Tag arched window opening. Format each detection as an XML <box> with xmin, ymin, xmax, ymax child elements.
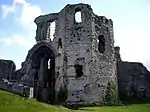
<box><xmin>98</xmin><ymin>35</ymin><xmax>105</xmax><ymax>53</ymax></box>
<box><xmin>75</xmin><ymin>11</ymin><xmax>82</xmax><ymax>23</ymax></box>
<box><xmin>74</xmin><ymin>64</ymin><xmax>83</xmax><ymax>78</ymax></box>
<box><xmin>48</xmin><ymin>59</ymin><xmax>51</xmax><ymax>69</ymax></box>
<box><xmin>58</xmin><ymin>38</ymin><xmax>62</xmax><ymax>48</ymax></box>
<box><xmin>50</xmin><ymin>21</ymin><xmax>56</xmax><ymax>41</ymax></box>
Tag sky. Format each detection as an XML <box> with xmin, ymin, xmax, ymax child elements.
<box><xmin>0</xmin><ymin>0</ymin><xmax>150</xmax><ymax>70</ymax></box>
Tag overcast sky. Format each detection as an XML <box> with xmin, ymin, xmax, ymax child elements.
<box><xmin>0</xmin><ymin>0</ymin><xmax>150</xmax><ymax>70</ymax></box>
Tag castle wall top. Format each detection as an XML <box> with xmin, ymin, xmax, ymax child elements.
<box><xmin>34</xmin><ymin>3</ymin><xmax>92</xmax><ymax>24</ymax></box>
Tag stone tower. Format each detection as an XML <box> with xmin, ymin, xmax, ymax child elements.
<box><xmin>20</xmin><ymin>3</ymin><xmax>117</xmax><ymax>104</ymax></box>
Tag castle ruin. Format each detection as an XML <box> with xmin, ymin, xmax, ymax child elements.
<box><xmin>0</xmin><ymin>3</ymin><xmax>150</xmax><ymax>104</ymax></box>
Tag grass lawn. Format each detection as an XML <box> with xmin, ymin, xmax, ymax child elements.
<box><xmin>0</xmin><ymin>90</ymin><xmax>150</xmax><ymax>112</ymax></box>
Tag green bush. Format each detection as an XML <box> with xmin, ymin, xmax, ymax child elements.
<box><xmin>57</xmin><ymin>86</ymin><xmax>68</xmax><ymax>103</ymax></box>
<box><xmin>104</xmin><ymin>81</ymin><xmax>118</xmax><ymax>105</ymax></box>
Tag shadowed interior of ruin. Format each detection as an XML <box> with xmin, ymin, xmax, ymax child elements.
<box><xmin>30</xmin><ymin>46</ymin><xmax>55</xmax><ymax>104</ymax></box>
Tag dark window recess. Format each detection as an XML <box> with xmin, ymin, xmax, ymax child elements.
<box><xmin>58</xmin><ymin>38</ymin><xmax>62</xmax><ymax>48</ymax></box>
<box><xmin>74</xmin><ymin>64</ymin><xmax>83</xmax><ymax>78</ymax></box>
<box><xmin>42</xmin><ymin>30</ymin><xmax>45</xmax><ymax>39</ymax></box>
<box><xmin>98</xmin><ymin>35</ymin><xmax>105</xmax><ymax>53</ymax></box>
<box><xmin>34</xmin><ymin>71</ymin><xmax>38</xmax><ymax>80</ymax></box>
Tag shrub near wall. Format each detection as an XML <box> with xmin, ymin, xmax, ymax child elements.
<box><xmin>57</xmin><ymin>85</ymin><xmax>68</xmax><ymax>104</ymax></box>
<box><xmin>104</xmin><ymin>81</ymin><xmax>118</xmax><ymax>105</ymax></box>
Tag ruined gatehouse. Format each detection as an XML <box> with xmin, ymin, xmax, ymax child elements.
<box><xmin>0</xmin><ymin>3</ymin><xmax>150</xmax><ymax>104</ymax></box>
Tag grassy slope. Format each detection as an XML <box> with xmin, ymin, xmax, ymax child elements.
<box><xmin>0</xmin><ymin>90</ymin><xmax>69</xmax><ymax>112</ymax></box>
<box><xmin>0</xmin><ymin>90</ymin><xmax>150</xmax><ymax>112</ymax></box>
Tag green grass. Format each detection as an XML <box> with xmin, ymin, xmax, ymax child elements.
<box><xmin>0</xmin><ymin>90</ymin><xmax>150</xmax><ymax>112</ymax></box>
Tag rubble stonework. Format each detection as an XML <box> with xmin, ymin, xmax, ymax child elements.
<box><xmin>0</xmin><ymin>3</ymin><xmax>150</xmax><ymax>104</ymax></box>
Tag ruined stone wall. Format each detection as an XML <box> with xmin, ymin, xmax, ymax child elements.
<box><xmin>22</xmin><ymin>12</ymin><xmax>65</xmax><ymax>102</ymax></box>
<box><xmin>0</xmin><ymin>60</ymin><xmax>30</xmax><ymax>97</ymax></box>
<box><xmin>52</xmin><ymin>8</ymin><xmax>68</xmax><ymax>96</ymax></box>
<box><xmin>117</xmin><ymin>61</ymin><xmax>150</xmax><ymax>100</ymax></box>
<box><xmin>17</xmin><ymin>4</ymin><xmax>118</xmax><ymax>103</ymax></box>
<box><xmin>1</xmin><ymin>3</ymin><xmax>150</xmax><ymax>104</ymax></box>
<box><xmin>34</xmin><ymin>13</ymin><xmax>58</xmax><ymax>42</ymax></box>
<box><xmin>114</xmin><ymin>47</ymin><xmax>150</xmax><ymax>100</ymax></box>
<box><xmin>34</xmin><ymin>4</ymin><xmax>98</xmax><ymax>103</ymax></box>
<box><xmin>49</xmin><ymin>4</ymin><xmax>117</xmax><ymax>103</ymax></box>
<box><xmin>35</xmin><ymin>11</ymin><xmax>67</xmax><ymax>99</ymax></box>
<box><xmin>0</xmin><ymin>78</ymin><xmax>30</xmax><ymax>97</ymax></box>
<box><xmin>114</xmin><ymin>46</ymin><xmax>121</xmax><ymax>61</ymax></box>
<box><xmin>58</xmin><ymin>4</ymin><xmax>93</xmax><ymax>103</ymax></box>
<box><xmin>84</xmin><ymin>13</ymin><xmax>117</xmax><ymax>102</ymax></box>
<box><xmin>0</xmin><ymin>59</ymin><xmax>16</xmax><ymax>80</ymax></box>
